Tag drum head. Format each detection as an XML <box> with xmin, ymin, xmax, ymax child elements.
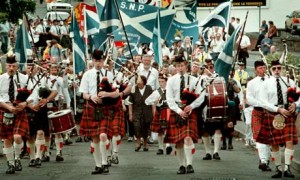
<box><xmin>48</xmin><ymin>109</ymin><xmax>71</xmax><ymax>118</ymax></box>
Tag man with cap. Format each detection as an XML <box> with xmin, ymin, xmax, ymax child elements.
<box><xmin>246</xmin><ymin>60</ymin><xmax>271</xmax><ymax>171</ymax></box>
<box><xmin>194</xmin><ymin>45</ymin><xmax>212</xmax><ymax>63</ymax></box>
<box><xmin>79</xmin><ymin>49</ymin><xmax>122</xmax><ymax>174</ymax></box>
<box><xmin>0</xmin><ymin>55</ymin><xmax>29</xmax><ymax>174</ymax></box>
<box><xmin>170</xmin><ymin>37</ymin><xmax>185</xmax><ymax>57</ymax></box>
<box><xmin>165</xmin><ymin>55</ymin><xmax>205</xmax><ymax>174</ymax></box>
<box><xmin>258</xmin><ymin>60</ymin><xmax>299</xmax><ymax>178</ymax></box>
<box><xmin>234</xmin><ymin>61</ymin><xmax>249</xmax><ymax>90</ymax></box>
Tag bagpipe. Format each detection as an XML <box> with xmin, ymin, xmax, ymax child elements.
<box><xmin>98</xmin><ymin>77</ymin><xmax>121</xmax><ymax>106</ymax></box>
<box><xmin>180</xmin><ymin>75</ymin><xmax>199</xmax><ymax>106</ymax></box>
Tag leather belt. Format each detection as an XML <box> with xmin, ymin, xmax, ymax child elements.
<box><xmin>254</xmin><ymin>107</ymin><xmax>263</xmax><ymax>111</ymax></box>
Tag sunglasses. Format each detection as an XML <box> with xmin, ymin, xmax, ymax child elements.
<box><xmin>271</xmin><ymin>66</ymin><xmax>281</xmax><ymax>71</ymax></box>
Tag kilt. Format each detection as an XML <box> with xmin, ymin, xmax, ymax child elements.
<box><xmin>80</xmin><ymin>101</ymin><xmax>112</xmax><ymax>138</ymax></box>
<box><xmin>251</xmin><ymin>109</ymin><xmax>264</xmax><ymax>140</ymax></box>
<box><xmin>109</xmin><ymin>105</ymin><xmax>125</xmax><ymax>137</ymax></box>
<box><xmin>0</xmin><ymin>108</ymin><xmax>29</xmax><ymax>139</ymax></box>
<box><xmin>150</xmin><ymin>107</ymin><xmax>169</xmax><ymax>133</ymax></box>
<box><xmin>27</xmin><ymin>106</ymin><xmax>50</xmax><ymax>137</ymax></box>
<box><xmin>164</xmin><ymin>110</ymin><xmax>198</xmax><ymax>144</ymax></box>
<box><xmin>257</xmin><ymin>111</ymin><xmax>298</xmax><ymax>146</ymax></box>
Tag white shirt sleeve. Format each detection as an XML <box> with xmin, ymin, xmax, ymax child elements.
<box><xmin>145</xmin><ymin>90</ymin><xmax>160</xmax><ymax>106</ymax></box>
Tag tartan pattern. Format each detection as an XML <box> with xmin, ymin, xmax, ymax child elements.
<box><xmin>109</xmin><ymin>105</ymin><xmax>125</xmax><ymax>138</ymax></box>
<box><xmin>0</xmin><ymin>108</ymin><xmax>29</xmax><ymax>139</ymax></box>
<box><xmin>164</xmin><ymin>110</ymin><xmax>198</xmax><ymax>144</ymax></box>
<box><xmin>257</xmin><ymin>111</ymin><xmax>298</xmax><ymax>145</ymax></box>
<box><xmin>150</xmin><ymin>108</ymin><xmax>169</xmax><ymax>133</ymax></box>
<box><xmin>251</xmin><ymin>109</ymin><xmax>263</xmax><ymax>140</ymax></box>
<box><xmin>80</xmin><ymin>101</ymin><xmax>112</xmax><ymax>138</ymax></box>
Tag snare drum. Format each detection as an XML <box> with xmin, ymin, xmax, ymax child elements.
<box><xmin>48</xmin><ymin>109</ymin><xmax>75</xmax><ymax>134</ymax></box>
<box><xmin>206</xmin><ymin>77</ymin><xmax>228</xmax><ymax>122</ymax></box>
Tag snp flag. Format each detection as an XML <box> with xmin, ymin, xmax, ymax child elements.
<box><xmin>214</xmin><ymin>25</ymin><xmax>241</xmax><ymax>82</ymax></box>
<box><xmin>199</xmin><ymin>1</ymin><xmax>231</xmax><ymax>28</ymax></box>
<box><xmin>70</xmin><ymin>13</ymin><xmax>86</xmax><ymax>74</ymax></box>
<box><xmin>15</xmin><ymin>15</ymin><xmax>32</xmax><ymax>64</ymax></box>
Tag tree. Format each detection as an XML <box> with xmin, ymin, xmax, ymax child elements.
<box><xmin>0</xmin><ymin>0</ymin><xmax>36</xmax><ymax>23</ymax></box>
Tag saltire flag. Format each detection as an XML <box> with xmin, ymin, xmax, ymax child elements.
<box><xmin>165</xmin><ymin>20</ymin><xmax>199</xmax><ymax>46</ymax></box>
<box><xmin>113</xmin><ymin>1</ymin><xmax>175</xmax><ymax>43</ymax></box>
<box><xmin>15</xmin><ymin>15</ymin><xmax>32</xmax><ymax>64</ymax></box>
<box><xmin>152</xmin><ymin>9</ymin><xmax>163</xmax><ymax>68</ymax></box>
<box><xmin>95</xmin><ymin>0</ymin><xmax>120</xmax><ymax>49</ymax></box>
<box><xmin>85</xmin><ymin>8</ymin><xmax>100</xmax><ymax>35</ymax></box>
<box><xmin>214</xmin><ymin>25</ymin><xmax>242</xmax><ymax>82</ymax></box>
<box><xmin>70</xmin><ymin>13</ymin><xmax>86</xmax><ymax>74</ymax></box>
<box><xmin>199</xmin><ymin>1</ymin><xmax>231</xmax><ymax>28</ymax></box>
<box><xmin>183</xmin><ymin>0</ymin><xmax>197</xmax><ymax>23</ymax></box>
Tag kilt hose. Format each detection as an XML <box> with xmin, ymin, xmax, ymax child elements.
<box><xmin>109</xmin><ymin>105</ymin><xmax>125</xmax><ymax>138</ymax></box>
<box><xmin>80</xmin><ymin>101</ymin><xmax>111</xmax><ymax>138</ymax></box>
<box><xmin>150</xmin><ymin>107</ymin><xmax>169</xmax><ymax>134</ymax></box>
<box><xmin>164</xmin><ymin>110</ymin><xmax>198</xmax><ymax>144</ymax></box>
<box><xmin>256</xmin><ymin>111</ymin><xmax>298</xmax><ymax>146</ymax></box>
<box><xmin>251</xmin><ymin>109</ymin><xmax>264</xmax><ymax>141</ymax></box>
<box><xmin>0</xmin><ymin>108</ymin><xmax>29</xmax><ymax>139</ymax></box>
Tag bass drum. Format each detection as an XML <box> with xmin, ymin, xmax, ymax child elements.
<box><xmin>206</xmin><ymin>77</ymin><xmax>228</xmax><ymax>122</ymax></box>
<box><xmin>48</xmin><ymin>109</ymin><xmax>75</xmax><ymax>134</ymax></box>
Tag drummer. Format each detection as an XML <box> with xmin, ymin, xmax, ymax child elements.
<box><xmin>26</xmin><ymin>60</ymin><xmax>58</xmax><ymax>167</ymax></box>
<box><xmin>79</xmin><ymin>49</ymin><xmax>122</xmax><ymax>174</ymax></box>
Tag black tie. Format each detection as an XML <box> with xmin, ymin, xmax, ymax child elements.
<box><xmin>261</xmin><ymin>77</ymin><xmax>265</xmax><ymax>81</ymax></box>
<box><xmin>9</xmin><ymin>76</ymin><xmax>14</xmax><ymax>103</ymax></box>
<box><xmin>276</xmin><ymin>78</ymin><xmax>284</xmax><ymax>105</ymax></box>
<box><xmin>180</xmin><ymin>75</ymin><xmax>185</xmax><ymax>99</ymax></box>
<box><xmin>97</xmin><ymin>71</ymin><xmax>100</xmax><ymax>93</ymax></box>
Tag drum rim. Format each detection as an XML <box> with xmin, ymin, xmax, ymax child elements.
<box><xmin>48</xmin><ymin>109</ymin><xmax>72</xmax><ymax>118</ymax></box>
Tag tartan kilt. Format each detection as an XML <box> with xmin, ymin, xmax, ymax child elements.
<box><xmin>0</xmin><ymin>108</ymin><xmax>29</xmax><ymax>139</ymax></box>
<box><xmin>109</xmin><ymin>105</ymin><xmax>125</xmax><ymax>138</ymax></box>
<box><xmin>257</xmin><ymin>111</ymin><xmax>298</xmax><ymax>146</ymax></box>
<box><xmin>150</xmin><ymin>108</ymin><xmax>169</xmax><ymax>133</ymax></box>
<box><xmin>164</xmin><ymin>110</ymin><xmax>198</xmax><ymax>144</ymax></box>
<box><xmin>251</xmin><ymin>109</ymin><xmax>263</xmax><ymax>140</ymax></box>
<box><xmin>80</xmin><ymin>101</ymin><xmax>111</xmax><ymax>138</ymax></box>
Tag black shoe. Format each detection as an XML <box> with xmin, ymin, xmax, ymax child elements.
<box><xmin>186</xmin><ymin>165</ymin><xmax>194</xmax><ymax>174</ymax></box>
<box><xmin>220</xmin><ymin>144</ymin><xmax>227</xmax><ymax>150</ymax></box>
<box><xmin>102</xmin><ymin>165</ymin><xmax>109</xmax><ymax>173</ymax></box>
<box><xmin>203</xmin><ymin>153</ymin><xmax>212</xmax><ymax>160</ymax></box>
<box><xmin>135</xmin><ymin>145</ymin><xmax>141</xmax><ymax>152</ymax></box>
<box><xmin>84</xmin><ymin>136</ymin><xmax>90</xmax><ymax>142</ymax></box>
<box><xmin>259</xmin><ymin>163</ymin><xmax>271</xmax><ymax>171</ymax></box>
<box><xmin>56</xmin><ymin>154</ymin><xmax>64</xmax><ymax>162</ymax></box>
<box><xmin>177</xmin><ymin>166</ymin><xmax>186</xmax><ymax>174</ymax></box>
<box><xmin>156</xmin><ymin>149</ymin><xmax>163</xmax><ymax>155</ymax></box>
<box><xmin>111</xmin><ymin>155</ymin><xmax>119</xmax><ymax>164</ymax></box>
<box><xmin>228</xmin><ymin>144</ymin><xmax>233</xmax><ymax>150</ymax></box>
<box><xmin>213</xmin><ymin>153</ymin><xmax>221</xmax><ymax>160</ymax></box>
<box><xmin>35</xmin><ymin>158</ymin><xmax>42</xmax><ymax>167</ymax></box>
<box><xmin>271</xmin><ymin>169</ymin><xmax>282</xmax><ymax>178</ymax></box>
<box><xmin>75</xmin><ymin>137</ymin><xmax>83</xmax><ymax>143</ymax></box>
<box><xmin>64</xmin><ymin>139</ymin><xmax>73</xmax><ymax>145</ymax></box>
<box><xmin>91</xmin><ymin>166</ymin><xmax>103</xmax><ymax>175</ymax></box>
<box><xmin>28</xmin><ymin>159</ymin><xmax>37</xmax><ymax>167</ymax></box>
<box><xmin>284</xmin><ymin>166</ymin><xmax>295</xmax><ymax>178</ymax></box>
<box><xmin>143</xmin><ymin>147</ymin><xmax>149</xmax><ymax>151</ymax></box>
<box><xmin>6</xmin><ymin>164</ymin><xmax>15</xmax><ymax>174</ymax></box>
<box><xmin>166</xmin><ymin>146</ymin><xmax>172</xmax><ymax>155</ymax></box>
<box><xmin>41</xmin><ymin>155</ymin><xmax>50</xmax><ymax>162</ymax></box>
<box><xmin>15</xmin><ymin>159</ymin><xmax>22</xmax><ymax>171</ymax></box>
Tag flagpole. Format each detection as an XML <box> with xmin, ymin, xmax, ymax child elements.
<box><xmin>231</xmin><ymin>11</ymin><xmax>249</xmax><ymax>76</ymax></box>
<box><xmin>83</xmin><ymin>5</ymin><xmax>89</xmax><ymax>60</ymax></box>
<box><xmin>112</xmin><ymin>0</ymin><xmax>134</xmax><ymax>60</ymax></box>
<box><xmin>71</xmin><ymin>11</ymin><xmax>77</xmax><ymax>116</ymax></box>
<box><xmin>226</xmin><ymin>0</ymin><xmax>233</xmax><ymax>38</ymax></box>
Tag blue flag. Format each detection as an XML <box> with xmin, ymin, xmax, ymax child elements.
<box><xmin>166</xmin><ymin>20</ymin><xmax>199</xmax><ymax>46</ymax></box>
<box><xmin>85</xmin><ymin>8</ymin><xmax>100</xmax><ymax>35</ymax></box>
<box><xmin>15</xmin><ymin>15</ymin><xmax>32</xmax><ymax>64</ymax></box>
<box><xmin>70</xmin><ymin>13</ymin><xmax>86</xmax><ymax>74</ymax></box>
<box><xmin>214</xmin><ymin>26</ymin><xmax>241</xmax><ymax>82</ymax></box>
<box><xmin>183</xmin><ymin>1</ymin><xmax>197</xmax><ymax>23</ymax></box>
<box><xmin>199</xmin><ymin>1</ymin><xmax>231</xmax><ymax>28</ymax></box>
<box><xmin>152</xmin><ymin>9</ymin><xmax>162</xmax><ymax>68</ymax></box>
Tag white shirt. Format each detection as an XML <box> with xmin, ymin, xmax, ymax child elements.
<box><xmin>145</xmin><ymin>88</ymin><xmax>166</xmax><ymax>107</ymax></box>
<box><xmin>210</xmin><ymin>39</ymin><xmax>225</xmax><ymax>53</ymax></box>
<box><xmin>35</xmin><ymin>24</ymin><xmax>46</xmax><ymax>34</ymax></box>
<box><xmin>50</xmin><ymin>25</ymin><xmax>60</xmax><ymax>35</ymax></box>
<box><xmin>0</xmin><ymin>72</ymin><xmax>28</xmax><ymax>103</ymax></box>
<box><xmin>246</xmin><ymin>76</ymin><xmax>267</xmax><ymax>107</ymax></box>
<box><xmin>162</xmin><ymin>46</ymin><xmax>171</xmax><ymax>58</ymax></box>
<box><xmin>137</xmin><ymin>65</ymin><xmax>159</xmax><ymax>90</ymax></box>
<box><xmin>79</xmin><ymin>68</ymin><xmax>114</xmax><ymax>97</ymax></box>
<box><xmin>238</xmin><ymin>35</ymin><xmax>251</xmax><ymax>49</ymax></box>
<box><xmin>60</xmin><ymin>25</ymin><xmax>69</xmax><ymax>35</ymax></box>
<box><xmin>166</xmin><ymin>73</ymin><xmax>205</xmax><ymax>114</ymax></box>
<box><xmin>259</xmin><ymin>76</ymin><xmax>300</xmax><ymax>112</ymax></box>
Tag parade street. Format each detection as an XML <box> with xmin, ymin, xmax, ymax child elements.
<box><xmin>0</xmin><ymin>134</ymin><xmax>298</xmax><ymax>180</ymax></box>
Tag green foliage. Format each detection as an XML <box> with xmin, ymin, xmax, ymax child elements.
<box><xmin>0</xmin><ymin>0</ymin><xmax>36</xmax><ymax>23</ymax></box>
<box><xmin>266</xmin><ymin>53</ymin><xmax>300</xmax><ymax>67</ymax></box>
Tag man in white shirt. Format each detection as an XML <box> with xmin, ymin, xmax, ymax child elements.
<box><xmin>259</xmin><ymin>60</ymin><xmax>299</xmax><ymax>178</ymax></box>
<box><xmin>236</xmin><ymin>32</ymin><xmax>251</xmax><ymax>67</ymax></box>
<box><xmin>246</xmin><ymin>60</ymin><xmax>271</xmax><ymax>171</ymax></box>
<box><xmin>209</xmin><ymin>33</ymin><xmax>224</xmax><ymax>61</ymax></box>
<box><xmin>0</xmin><ymin>56</ymin><xmax>29</xmax><ymax>174</ymax></box>
<box><xmin>165</xmin><ymin>55</ymin><xmax>205</xmax><ymax>174</ymax></box>
<box><xmin>137</xmin><ymin>54</ymin><xmax>159</xmax><ymax>91</ymax></box>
